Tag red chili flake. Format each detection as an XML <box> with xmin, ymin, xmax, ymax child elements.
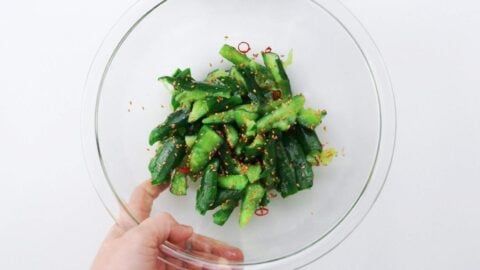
<box><xmin>252</xmin><ymin>53</ymin><xmax>259</xmax><ymax>58</ymax></box>
<box><xmin>264</xmin><ymin>46</ymin><xmax>272</xmax><ymax>53</ymax></box>
<box><xmin>237</xmin><ymin>41</ymin><xmax>251</xmax><ymax>54</ymax></box>
<box><xmin>271</xmin><ymin>90</ymin><xmax>282</xmax><ymax>100</ymax></box>
<box><xmin>255</xmin><ymin>207</ymin><xmax>269</xmax><ymax>216</ymax></box>
<box><xmin>177</xmin><ymin>167</ymin><xmax>190</xmax><ymax>174</ymax></box>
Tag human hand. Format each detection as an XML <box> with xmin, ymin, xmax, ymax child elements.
<box><xmin>91</xmin><ymin>180</ymin><xmax>244</xmax><ymax>270</ymax></box>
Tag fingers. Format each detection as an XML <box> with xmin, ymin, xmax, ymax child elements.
<box><xmin>115</xmin><ymin>179</ymin><xmax>244</xmax><ymax>269</ymax></box>
<box><xmin>128</xmin><ymin>180</ymin><xmax>193</xmax><ymax>245</ymax></box>
<box><xmin>164</xmin><ymin>256</ymin><xmax>185</xmax><ymax>270</ymax></box>
<box><xmin>103</xmin><ymin>224</ymin><xmax>126</xmax><ymax>242</ymax></box>
<box><xmin>188</xmin><ymin>234</ymin><xmax>244</xmax><ymax>263</ymax></box>
<box><xmin>181</xmin><ymin>250</ymin><xmax>233</xmax><ymax>270</ymax></box>
<box><xmin>128</xmin><ymin>180</ymin><xmax>169</xmax><ymax>222</ymax></box>
<box><xmin>168</xmin><ymin>224</ymin><xmax>194</xmax><ymax>244</ymax></box>
<box><xmin>118</xmin><ymin>180</ymin><xmax>168</xmax><ymax>229</ymax></box>
<box><xmin>126</xmin><ymin>213</ymin><xmax>194</xmax><ymax>248</ymax></box>
<box><xmin>126</xmin><ymin>212</ymin><xmax>177</xmax><ymax>248</ymax></box>
<box><xmin>157</xmin><ymin>251</ymin><xmax>184</xmax><ymax>270</ymax></box>
<box><xmin>114</xmin><ymin>180</ymin><xmax>167</xmax><ymax>236</ymax></box>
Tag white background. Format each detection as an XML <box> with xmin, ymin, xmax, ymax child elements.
<box><xmin>1</xmin><ymin>0</ymin><xmax>479</xmax><ymax>269</ymax></box>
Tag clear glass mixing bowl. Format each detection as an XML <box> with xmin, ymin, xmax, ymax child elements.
<box><xmin>82</xmin><ymin>0</ymin><xmax>396</xmax><ymax>268</ymax></box>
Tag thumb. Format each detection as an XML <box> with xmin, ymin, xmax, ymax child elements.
<box><xmin>125</xmin><ymin>213</ymin><xmax>193</xmax><ymax>248</ymax></box>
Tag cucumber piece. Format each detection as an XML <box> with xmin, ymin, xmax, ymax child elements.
<box><xmin>246</xmin><ymin>164</ymin><xmax>262</xmax><ymax>183</ymax></box>
<box><xmin>150</xmin><ymin>136</ymin><xmax>186</xmax><ymax>185</ymax></box>
<box><xmin>239</xmin><ymin>184</ymin><xmax>266</xmax><ymax>227</ymax></box>
<box><xmin>282</xmin><ymin>134</ymin><xmax>314</xmax><ymax>190</ymax></box>
<box><xmin>218</xmin><ymin>175</ymin><xmax>249</xmax><ymax>190</ymax></box>
<box><xmin>170</xmin><ymin>171</ymin><xmax>188</xmax><ymax>196</ymax></box>
<box><xmin>189</xmin><ymin>126</ymin><xmax>224</xmax><ymax>173</ymax></box>
<box><xmin>196</xmin><ymin>160</ymin><xmax>219</xmax><ymax>215</ymax></box>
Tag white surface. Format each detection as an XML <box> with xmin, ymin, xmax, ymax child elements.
<box><xmin>0</xmin><ymin>0</ymin><xmax>479</xmax><ymax>269</ymax></box>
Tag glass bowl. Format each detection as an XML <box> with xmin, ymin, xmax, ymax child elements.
<box><xmin>82</xmin><ymin>0</ymin><xmax>396</xmax><ymax>268</ymax></box>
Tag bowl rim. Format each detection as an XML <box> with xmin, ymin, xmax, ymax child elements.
<box><xmin>81</xmin><ymin>0</ymin><xmax>397</xmax><ymax>268</ymax></box>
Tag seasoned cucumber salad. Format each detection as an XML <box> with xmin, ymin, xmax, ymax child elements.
<box><xmin>148</xmin><ymin>44</ymin><xmax>336</xmax><ymax>227</ymax></box>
